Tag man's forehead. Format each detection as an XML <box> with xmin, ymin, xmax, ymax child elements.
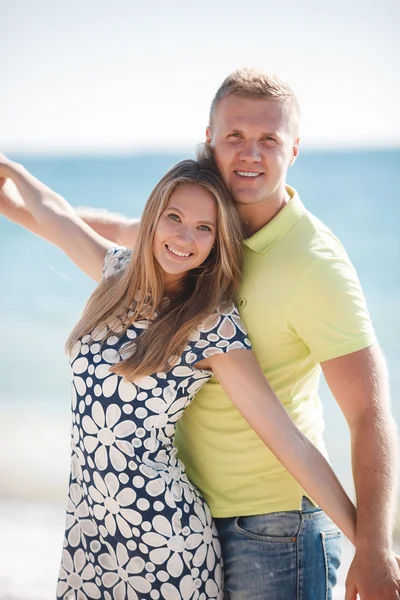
<box><xmin>214</xmin><ymin>96</ymin><xmax>286</xmax><ymax>130</ymax></box>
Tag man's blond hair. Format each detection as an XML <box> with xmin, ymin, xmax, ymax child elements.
<box><xmin>209</xmin><ymin>68</ymin><xmax>300</xmax><ymax>136</ymax></box>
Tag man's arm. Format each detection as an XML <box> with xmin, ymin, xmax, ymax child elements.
<box><xmin>69</xmin><ymin>207</ymin><xmax>140</xmax><ymax>248</ymax></box>
<box><xmin>322</xmin><ymin>345</ymin><xmax>400</xmax><ymax>600</ymax></box>
<box><xmin>289</xmin><ymin>254</ymin><xmax>399</xmax><ymax>598</ymax></box>
<box><xmin>0</xmin><ymin>177</ymin><xmax>140</xmax><ymax>248</ymax></box>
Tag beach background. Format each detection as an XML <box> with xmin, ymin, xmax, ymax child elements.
<box><xmin>1</xmin><ymin>0</ymin><xmax>399</xmax><ymax>598</ymax></box>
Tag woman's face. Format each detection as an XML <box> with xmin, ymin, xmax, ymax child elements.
<box><xmin>153</xmin><ymin>183</ymin><xmax>217</xmax><ymax>292</ymax></box>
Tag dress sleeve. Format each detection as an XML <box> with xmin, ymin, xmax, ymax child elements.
<box><xmin>185</xmin><ymin>303</ymin><xmax>252</xmax><ymax>364</ymax></box>
<box><xmin>102</xmin><ymin>247</ymin><xmax>133</xmax><ymax>280</ymax></box>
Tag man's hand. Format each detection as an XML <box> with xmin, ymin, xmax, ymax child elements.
<box><xmin>345</xmin><ymin>548</ymin><xmax>400</xmax><ymax>599</ymax></box>
<box><xmin>323</xmin><ymin>346</ymin><xmax>399</xmax><ymax>598</ymax></box>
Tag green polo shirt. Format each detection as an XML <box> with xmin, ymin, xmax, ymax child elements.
<box><xmin>175</xmin><ymin>186</ymin><xmax>377</xmax><ymax>517</ymax></box>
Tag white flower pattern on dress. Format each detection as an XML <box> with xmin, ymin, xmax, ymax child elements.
<box><xmin>89</xmin><ymin>471</ymin><xmax>142</xmax><ymax>538</ymax></box>
<box><xmin>65</xmin><ymin>482</ymin><xmax>98</xmax><ymax>548</ymax></box>
<box><xmin>57</xmin><ymin>547</ymin><xmax>100</xmax><ymax>599</ymax></box>
<box><xmin>58</xmin><ymin>247</ymin><xmax>251</xmax><ymax>600</ymax></box>
<box><xmin>186</xmin><ymin>502</ymin><xmax>222</xmax><ymax>576</ymax></box>
<box><xmin>81</xmin><ymin>401</ymin><xmax>136</xmax><ymax>471</ymax></box>
<box><xmin>143</xmin><ymin>512</ymin><xmax>187</xmax><ymax>578</ymax></box>
<box><xmin>99</xmin><ymin>541</ymin><xmax>151</xmax><ymax>600</ymax></box>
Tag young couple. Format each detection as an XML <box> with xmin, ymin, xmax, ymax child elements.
<box><xmin>1</xmin><ymin>68</ymin><xmax>399</xmax><ymax>600</ymax></box>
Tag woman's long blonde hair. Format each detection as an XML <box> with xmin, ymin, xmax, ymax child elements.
<box><xmin>66</xmin><ymin>156</ymin><xmax>243</xmax><ymax>379</ymax></box>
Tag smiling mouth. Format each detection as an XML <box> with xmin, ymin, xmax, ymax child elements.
<box><xmin>165</xmin><ymin>244</ymin><xmax>194</xmax><ymax>259</ymax></box>
<box><xmin>235</xmin><ymin>170</ymin><xmax>263</xmax><ymax>178</ymax></box>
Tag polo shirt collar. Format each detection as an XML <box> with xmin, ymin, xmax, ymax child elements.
<box><xmin>243</xmin><ymin>185</ymin><xmax>305</xmax><ymax>254</ymax></box>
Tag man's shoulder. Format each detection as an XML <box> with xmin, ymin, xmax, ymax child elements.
<box><xmin>291</xmin><ymin>208</ymin><xmax>349</xmax><ymax>264</ymax></box>
<box><xmin>283</xmin><ymin>186</ymin><xmax>346</xmax><ymax>260</ymax></box>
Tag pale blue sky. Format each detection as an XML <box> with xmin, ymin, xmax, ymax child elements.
<box><xmin>1</xmin><ymin>0</ymin><xmax>399</xmax><ymax>152</ymax></box>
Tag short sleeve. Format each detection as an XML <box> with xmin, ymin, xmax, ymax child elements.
<box><xmin>102</xmin><ymin>247</ymin><xmax>132</xmax><ymax>280</ymax></box>
<box><xmin>185</xmin><ymin>303</ymin><xmax>252</xmax><ymax>363</ymax></box>
<box><xmin>288</xmin><ymin>256</ymin><xmax>377</xmax><ymax>363</ymax></box>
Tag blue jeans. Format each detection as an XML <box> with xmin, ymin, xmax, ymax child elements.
<box><xmin>215</xmin><ymin>497</ymin><xmax>343</xmax><ymax>600</ymax></box>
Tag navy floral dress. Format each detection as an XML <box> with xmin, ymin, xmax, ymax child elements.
<box><xmin>57</xmin><ymin>248</ymin><xmax>251</xmax><ymax>600</ymax></box>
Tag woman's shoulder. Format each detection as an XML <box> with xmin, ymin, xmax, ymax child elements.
<box><xmin>102</xmin><ymin>246</ymin><xmax>133</xmax><ymax>280</ymax></box>
<box><xmin>185</xmin><ymin>302</ymin><xmax>251</xmax><ymax>363</ymax></box>
<box><xmin>196</xmin><ymin>302</ymin><xmax>249</xmax><ymax>339</ymax></box>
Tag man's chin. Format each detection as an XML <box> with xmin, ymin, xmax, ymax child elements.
<box><xmin>232</xmin><ymin>192</ymin><xmax>262</xmax><ymax>205</ymax></box>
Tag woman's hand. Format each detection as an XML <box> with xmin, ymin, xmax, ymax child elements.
<box><xmin>0</xmin><ymin>176</ymin><xmax>44</xmax><ymax>235</ymax></box>
<box><xmin>0</xmin><ymin>155</ymin><xmax>33</xmax><ymax>222</ymax></box>
<box><xmin>0</xmin><ymin>153</ymin><xmax>18</xmax><ymax>178</ymax></box>
<box><xmin>0</xmin><ymin>155</ymin><xmax>113</xmax><ymax>281</ymax></box>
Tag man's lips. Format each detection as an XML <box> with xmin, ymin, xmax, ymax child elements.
<box><xmin>234</xmin><ymin>170</ymin><xmax>264</xmax><ymax>178</ymax></box>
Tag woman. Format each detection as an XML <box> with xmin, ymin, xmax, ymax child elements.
<box><xmin>0</xmin><ymin>153</ymin><xmax>357</xmax><ymax>600</ymax></box>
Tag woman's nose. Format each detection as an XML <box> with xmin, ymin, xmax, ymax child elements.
<box><xmin>175</xmin><ymin>225</ymin><xmax>194</xmax><ymax>244</ymax></box>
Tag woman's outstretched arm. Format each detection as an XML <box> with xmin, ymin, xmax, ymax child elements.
<box><xmin>0</xmin><ymin>178</ymin><xmax>42</xmax><ymax>235</ymax></box>
<box><xmin>0</xmin><ymin>155</ymin><xmax>113</xmax><ymax>281</ymax></box>
<box><xmin>0</xmin><ymin>174</ymin><xmax>140</xmax><ymax>248</ymax></box>
<box><xmin>205</xmin><ymin>347</ymin><xmax>357</xmax><ymax>543</ymax></box>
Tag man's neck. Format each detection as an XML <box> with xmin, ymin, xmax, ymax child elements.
<box><xmin>237</xmin><ymin>189</ymin><xmax>291</xmax><ymax>237</ymax></box>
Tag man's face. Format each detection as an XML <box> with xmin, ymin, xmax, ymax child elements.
<box><xmin>206</xmin><ymin>96</ymin><xmax>299</xmax><ymax>206</ymax></box>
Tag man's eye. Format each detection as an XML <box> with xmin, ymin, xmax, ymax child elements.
<box><xmin>228</xmin><ymin>133</ymin><xmax>241</xmax><ymax>139</ymax></box>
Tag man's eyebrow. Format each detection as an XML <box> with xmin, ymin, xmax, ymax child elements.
<box><xmin>226</xmin><ymin>127</ymin><xmax>281</xmax><ymax>138</ymax></box>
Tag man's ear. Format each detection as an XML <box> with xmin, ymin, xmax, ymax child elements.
<box><xmin>289</xmin><ymin>137</ymin><xmax>300</xmax><ymax>166</ymax></box>
<box><xmin>205</xmin><ymin>126</ymin><xmax>212</xmax><ymax>145</ymax></box>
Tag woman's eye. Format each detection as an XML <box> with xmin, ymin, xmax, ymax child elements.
<box><xmin>168</xmin><ymin>213</ymin><xmax>180</xmax><ymax>222</ymax></box>
<box><xmin>198</xmin><ymin>225</ymin><xmax>211</xmax><ymax>232</ymax></box>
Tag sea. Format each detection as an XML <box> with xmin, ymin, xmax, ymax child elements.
<box><xmin>0</xmin><ymin>149</ymin><xmax>399</xmax><ymax>598</ymax></box>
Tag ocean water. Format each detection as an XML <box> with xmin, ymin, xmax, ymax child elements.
<box><xmin>0</xmin><ymin>150</ymin><xmax>399</xmax><ymax>597</ymax></box>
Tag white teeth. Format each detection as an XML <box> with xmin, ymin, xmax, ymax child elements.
<box><xmin>236</xmin><ymin>171</ymin><xmax>261</xmax><ymax>177</ymax></box>
<box><xmin>167</xmin><ymin>245</ymin><xmax>191</xmax><ymax>258</ymax></box>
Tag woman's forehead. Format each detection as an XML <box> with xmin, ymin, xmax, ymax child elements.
<box><xmin>167</xmin><ymin>184</ymin><xmax>217</xmax><ymax>222</ymax></box>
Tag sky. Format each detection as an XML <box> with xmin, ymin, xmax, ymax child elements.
<box><xmin>1</xmin><ymin>0</ymin><xmax>399</xmax><ymax>153</ymax></box>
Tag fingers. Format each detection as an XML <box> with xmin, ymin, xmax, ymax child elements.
<box><xmin>345</xmin><ymin>580</ymin><xmax>357</xmax><ymax>600</ymax></box>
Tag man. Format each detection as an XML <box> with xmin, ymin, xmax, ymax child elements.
<box><xmin>1</xmin><ymin>68</ymin><xmax>399</xmax><ymax>599</ymax></box>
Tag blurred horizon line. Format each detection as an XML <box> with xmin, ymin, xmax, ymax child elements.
<box><xmin>5</xmin><ymin>144</ymin><xmax>400</xmax><ymax>159</ymax></box>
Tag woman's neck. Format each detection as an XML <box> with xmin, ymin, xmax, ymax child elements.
<box><xmin>163</xmin><ymin>273</ymin><xmax>185</xmax><ymax>297</ymax></box>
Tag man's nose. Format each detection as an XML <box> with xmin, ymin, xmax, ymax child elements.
<box><xmin>238</xmin><ymin>140</ymin><xmax>262</xmax><ymax>162</ymax></box>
